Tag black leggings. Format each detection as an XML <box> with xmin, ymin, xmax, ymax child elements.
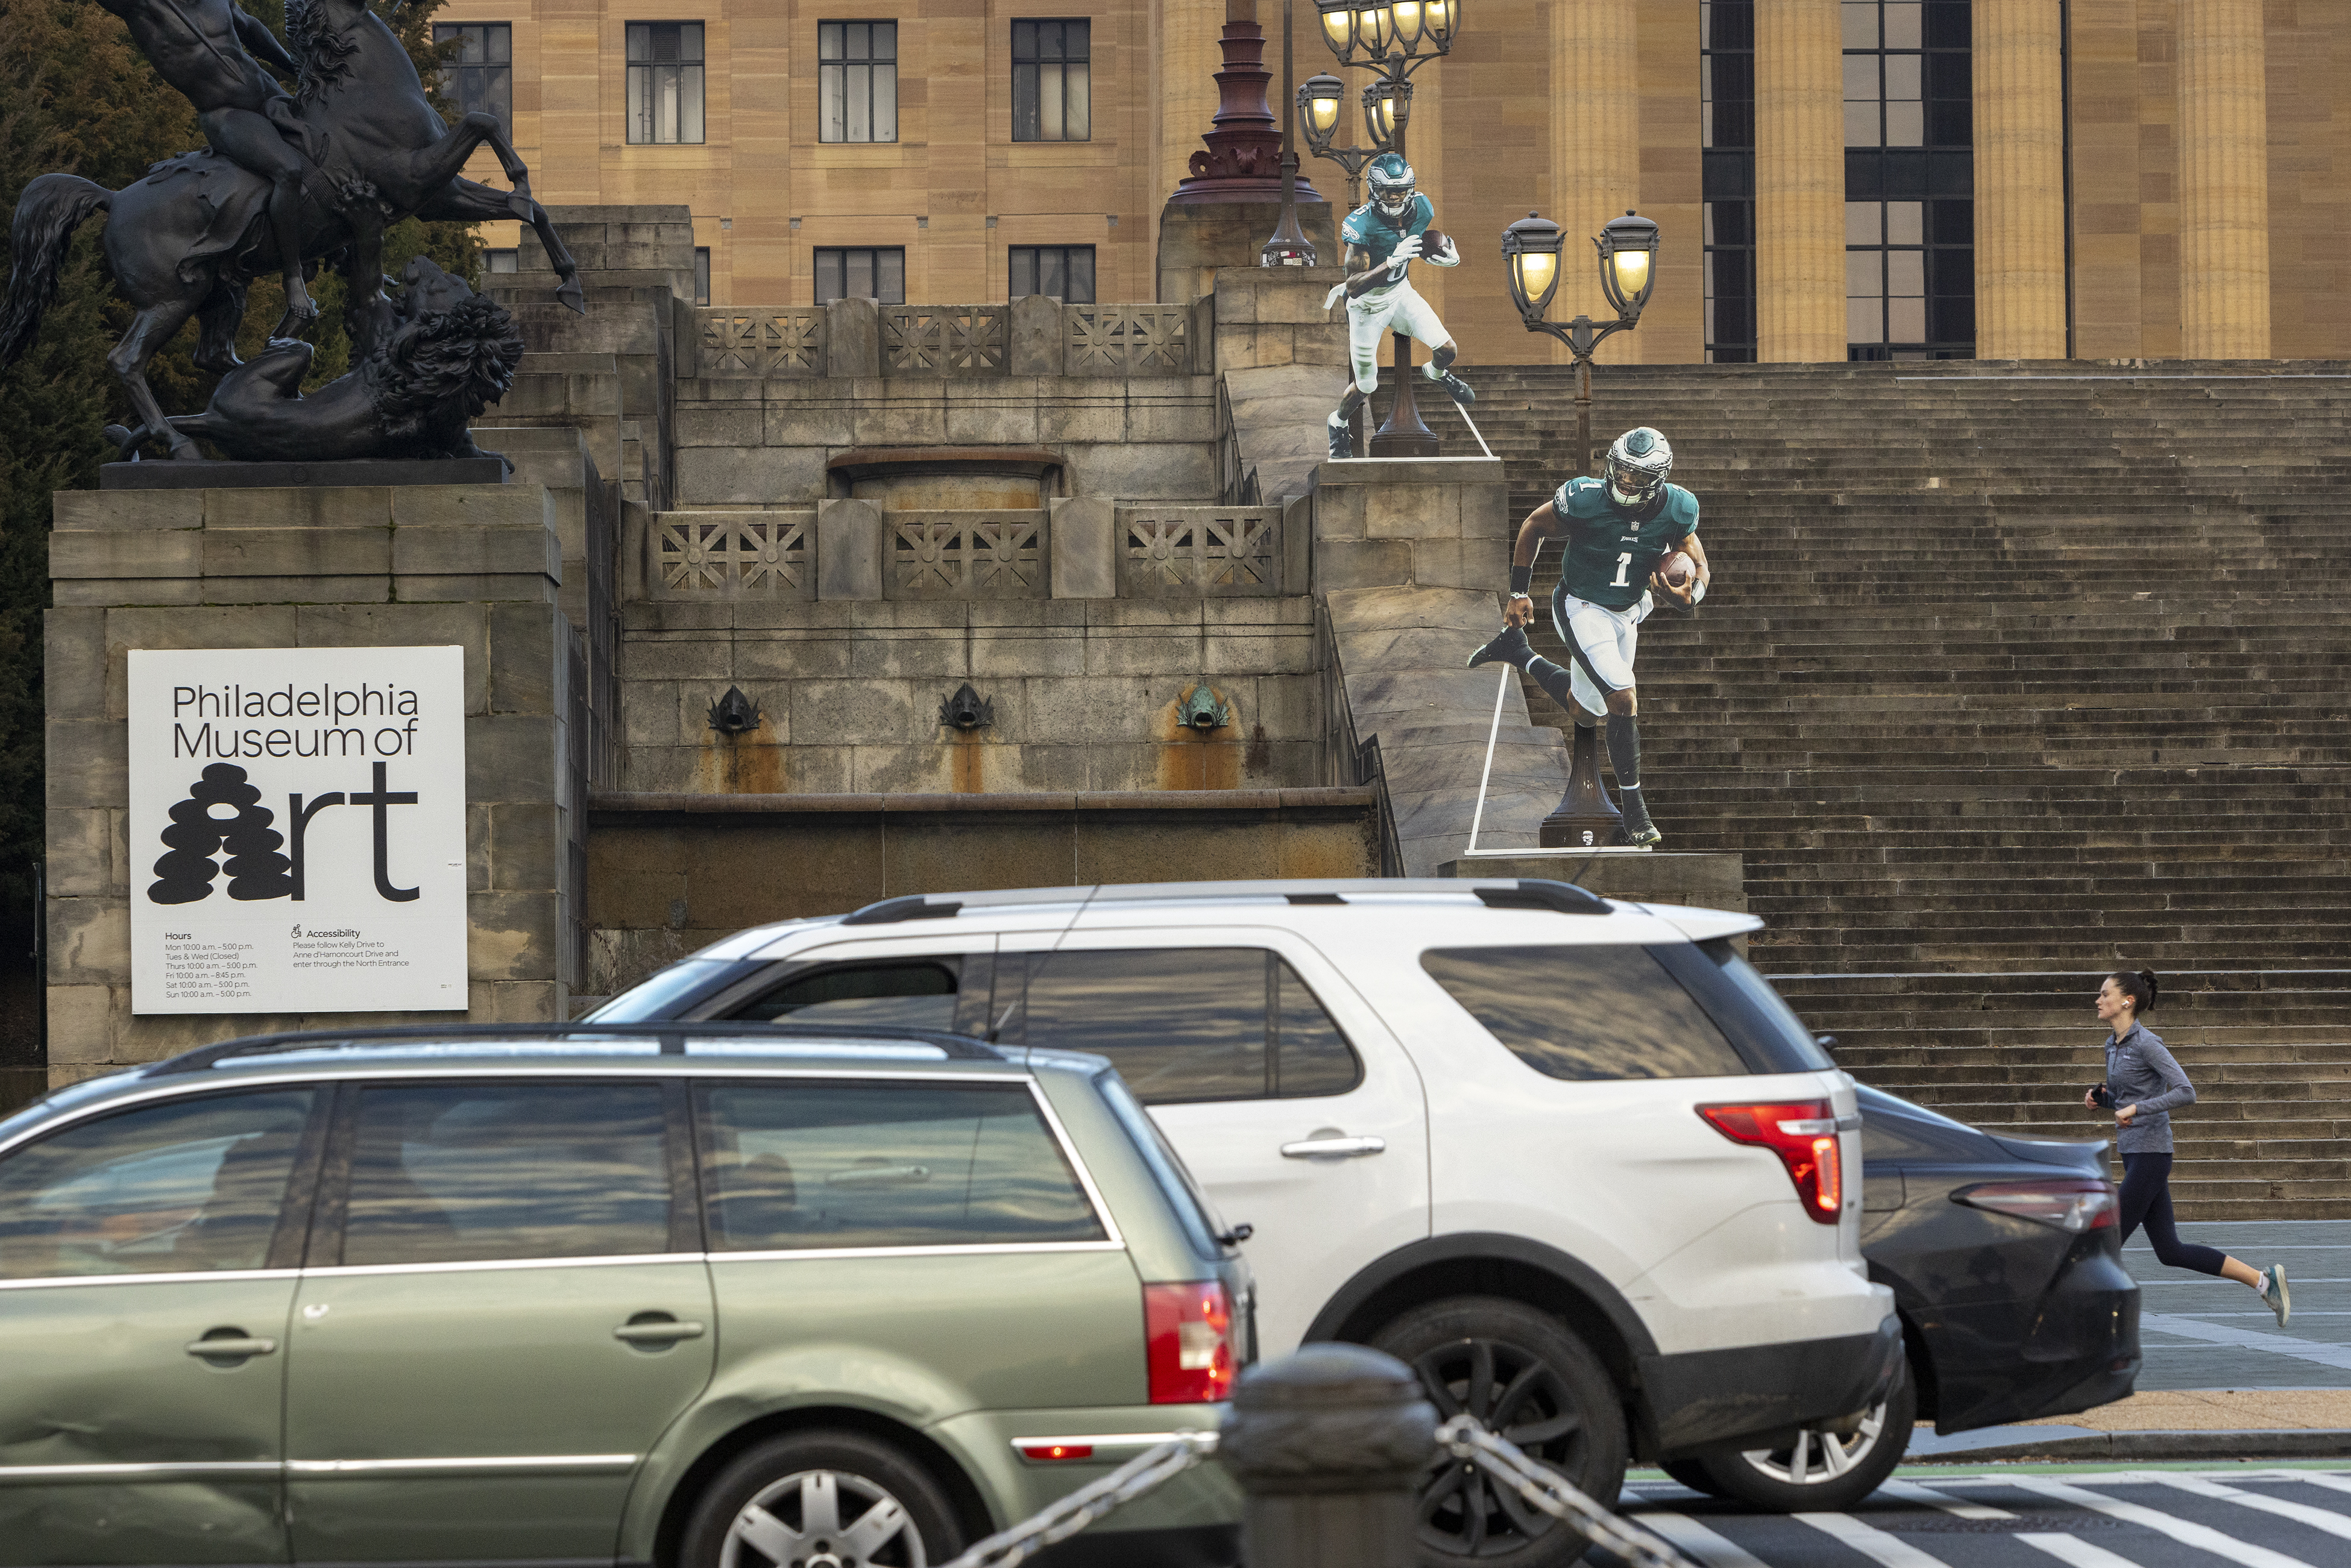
<box><xmin>2119</xmin><ymin>1153</ymin><xmax>2226</xmax><ymax>1276</ymax></box>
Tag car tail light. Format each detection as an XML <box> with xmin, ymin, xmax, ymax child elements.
<box><xmin>1698</xmin><ymin>1099</ymin><xmax>1844</xmax><ymax>1223</ymax></box>
<box><xmin>1956</xmin><ymin>1177</ymin><xmax>2117</xmax><ymax>1233</ymax></box>
<box><xmin>1144</xmin><ymin>1281</ymin><xmax>1235</xmax><ymax>1404</ymax></box>
<box><xmin>1016</xmin><ymin>1441</ymin><xmax>1095</xmax><ymax>1462</ymax></box>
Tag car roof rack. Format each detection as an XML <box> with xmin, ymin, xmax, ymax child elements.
<box><xmin>831</xmin><ymin>877</ymin><xmax>1616</xmax><ymax>925</ymax></box>
<box><xmin>142</xmin><ymin>1020</ymin><xmax>1004</xmax><ymax>1077</ymax></box>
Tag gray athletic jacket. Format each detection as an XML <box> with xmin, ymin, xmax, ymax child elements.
<box><xmin>2103</xmin><ymin>1022</ymin><xmax>2195</xmax><ymax>1154</ymax></box>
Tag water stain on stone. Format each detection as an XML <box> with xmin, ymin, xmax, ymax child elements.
<box><xmin>693</xmin><ymin>718</ymin><xmax>785</xmax><ymax>795</ymax></box>
<box><xmin>1156</xmin><ymin>684</ymin><xmax>1242</xmax><ymax>790</ymax></box>
<box><xmin>949</xmin><ymin>734</ymin><xmax>986</xmax><ymax>793</ymax></box>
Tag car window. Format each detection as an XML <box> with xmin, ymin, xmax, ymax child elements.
<box><xmin>1095</xmin><ymin>1071</ymin><xmax>1229</xmax><ymax>1262</ymax></box>
<box><xmin>697</xmin><ymin>1080</ymin><xmax>1106</xmax><ymax>1251</ymax></box>
<box><xmin>337</xmin><ymin>1082</ymin><xmax>672</xmax><ymax>1267</ymax></box>
<box><xmin>727</xmin><ymin>958</ymin><xmax>962</xmax><ymax>1029</ymax></box>
<box><xmin>1015</xmin><ymin>948</ymin><xmax>1363</xmax><ymax>1104</ymax></box>
<box><xmin>584</xmin><ymin>957</ymin><xmax>763</xmax><ymax>1021</ymax></box>
<box><xmin>0</xmin><ymin>1091</ymin><xmax>316</xmax><ymax>1280</ymax></box>
<box><xmin>1421</xmin><ymin>945</ymin><xmax>1749</xmax><ymax>1081</ymax></box>
<box><xmin>1653</xmin><ymin>940</ymin><xmax>1836</xmax><ymax>1073</ymax></box>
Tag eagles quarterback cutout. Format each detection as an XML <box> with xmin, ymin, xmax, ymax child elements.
<box><xmin>1467</xmin><ymin>427</ymin><xmax>1710</xmax><ymax>848</ymax></box>
<box><xmin>1322</xmin><ymin>152</ymin><xmax>1474</xmax><ymax>459</ymax></box>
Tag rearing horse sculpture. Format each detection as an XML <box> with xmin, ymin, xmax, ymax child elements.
<box><xmin>0</xmin><ymin>0</ymin><xmax>583</xmax><ymax>461</ymax></box>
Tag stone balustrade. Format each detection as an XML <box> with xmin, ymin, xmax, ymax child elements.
<box><xmin>688</xmin><ymin>295</ymin><xmax>1204</xmax><ymax>380</ymax></box>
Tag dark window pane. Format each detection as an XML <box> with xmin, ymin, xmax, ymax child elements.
<box><xmin>694</xmin><ymin>245</ymin><xmax>710</xmax><ymax>307</ymax></box>
<box><xmin>1930</xmin><ymin>151</ymin><xmax>1974</xmax><ymax>195</ymax></box>
<box><xmin>1928</xmin><ymin>99</ymin><xmax>1971</xmax><ymax>146</ymax></box>
<box><xmin>1013</xmin><ymin>19</ymin><xmax>1036</xmax><ymax>56</ymax></box>
<box><xmin>1924</xmin><ymin>1</ymin><xmax>1971</xmax><ymax>48</ymax></box>
<box><xmin>816</xmin><ymin>249</ymin><xmax>843</xmax><ymax>303</ymax></box>
<box><xmin>679</xmin><ymin>22</ymin><xmax>702</xmax><ymax>61</ymax></box>
<box><xmin>820</xmin><ymin>21</ymin><xmax>842</xmax><ymax>60</ymax></box>
<box><xmin>1704</xmin><ymin>150</ymin><xmax>1755</xmax><ymax>201</ymax></box>
<box><xmin>628</xmin><ymin>22</ymin><xmax>649</xmax><ymax>62</ymax></box>
<box><xmin>699</xmin><ymin>1082</ymin><xmax>1106</xmax><ymax>1250</ymax></box>
<box><xmin>488</xmin><ymin>24</ymin><xmax>509</xmax><ymax>63</ymax></box>
<box><xmin>341</xmin><ymin>1083</ymin><xmax>670</xmax><ymax>1266</ymax></box>
<box><xmin>731</xmin><ymin>959</ymin><xmax>960</xmax><ymax>1028</ymax></box>
<box><xmin>1014</xmin><ymin>63</ymin><xmax>1040</xmax><ymax>139</ymax></box>
<box><xmin>1275</xmin><ymin>961</ymin><xmax>1361</xmax><ymax>1097</ymax></box>
<box><xmin>1884</xmin><ymin>150</ymin><xmax>1931</xmax><ymax>195</ymax></box>
<box><xmin>874</xmin><ymin>21</ymin><xmax>896</xmax><ymax>58</ymax></box>
<box><xmin>1846</xmin><ymin>148</ymin><xmax>1882</xmax><ymax>199</ymax></box>
<box><xmin>877</xmin><ymin>247</ymin><xmax>904</xmax><ymax>303</ymax></box>
<box><xmin>1011</xmin><ymin>247</ymin><xmax>1038</xmax><ymax>297</ymax></box>
<box><xmin>1066</xmin><ymin>245</ymin><xmax>1095</xmax><ymax>303</ymax></box>
<box><xmin>1040</xmin><ymin>247</ymin><xmax>1065</xmax><ymax>300</ymax></box>
<box><xmin>0</xmin><ymin>1092</ymin><xmax>315</xmax><ymax>1279</ymax></box>
<box><xmin>1933</xmin><ymin>290</ymin><xmax>1975</xmax><ymax>342</ymax></box>
<box><xmin>1020</xmin><ymin>948</ymin><xmax>1270</xmax><ymax>1103</ymax></box>
<box><xmin>848</xmin><ymin>248</ymin><xmax>875</xmax><ymax>299</ymax></box>
<box><xmin>1420</xmin><ymin>946</ymin><xmax>1748</xmax><ymax>1081</ymax></box>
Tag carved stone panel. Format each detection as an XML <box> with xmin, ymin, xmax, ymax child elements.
<box><xmin>652</xmin><ymin>509</ymin><xmax>816</xmax><ymax>599</ymax></box>
<box><xmin>696</xmin><ymin>311</ymin><xmax>828</xmax><ymax>378</ymax></box>
<box><xmin>882</xmin><ymin>307</ymin><xmax>1009</xmax><ymax>375</ymax></box>
<box><xmin>889</xmin><ymin>511</ymin><xmax>1047</xmax><ymax>599</ymax></box>
<box><xmin>1118</xmin><ymin>506</ymin><xmax>1283</xmax><ymax>597</ymax></box>
<box><xmin>1066</xmin><ymin>306</ymin><xmax>1192</xmax><ymax>376</ymax></box>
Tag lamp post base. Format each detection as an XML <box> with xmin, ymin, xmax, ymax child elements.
<box><xmin>1538</xmin><ymin>722</ymin><xmax>1625</xmax><ymax>849</ymax></box>
<box><xmin>1369</xmin><ymin>332</ymin><xmax>1441</xmax><ymax>457</ymax></box>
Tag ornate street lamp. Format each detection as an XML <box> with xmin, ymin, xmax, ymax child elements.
<box><xmin>1262</xmin><ymin>1</ymin><xmax>1318</xmax><ymax>266</ymax></box>
<box><xmin>1503</xmin><ymin>207</ymin><xmax>1660</xmax><ymax>477</ymax></box>
<box><xmin>1502</xmin><ymin>209</ymin><xmax>1664</xmax><ymax>850</ymax></box>
<box><xmin>1306</xmin><ymin>0</ymin><xmax>1464</xmax><ymax>457</ymax></box>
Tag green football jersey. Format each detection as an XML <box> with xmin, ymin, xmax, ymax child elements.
<box><xmin>1548</xmin><ymin>476</ymin><xmax>1701</xmax><ymax>611</ymax></box>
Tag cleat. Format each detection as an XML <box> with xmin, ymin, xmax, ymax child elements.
<box><xmin>1432</xmin><ymin>370</ymin><xmax>1476</xmax><ymax>405</ymax></box>
<box><xmin>1327</xmin><ymin>417</ymin><xmax>1355</xmax><ymax>461</ymax></box>
<box><xmin>2264</xmin><ymin>1265</ymin><xmax>2291</xmax><ymax>1326</ymax></box>
<box><xmin>1465</xmin><ymin>625</ymin><xmax>1530</xmax><ymax>670</ymax></box>
<box><xmin>1614</xmin><ymin>819</ymin><xmax>1663</xmax><ymax>849</ymax></box>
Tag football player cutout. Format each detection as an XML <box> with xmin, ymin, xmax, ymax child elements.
<box><xmin>1323</xmin><ymin>152</ymin><xmax>1475</xmax><ymax>459</ymax></box>
<box><xmin>1467</xmin><ymin>427</ymin><xmax>1710</xmax><ymax>848</ymax></box>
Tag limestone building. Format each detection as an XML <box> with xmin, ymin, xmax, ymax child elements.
<box><xmin>451</xmin><ymin>0</ymin><xmax>2346</xmax><ymax>365</ymax></box>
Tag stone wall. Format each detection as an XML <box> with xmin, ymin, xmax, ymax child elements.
<box><xmin>43</xmin><ymin>484</ymin><xmax>578</xmax><ymax>1081</ymax></box>
<box><xmin>582</xmin><ymin>787</ymin><xmax>1379</xmax><ymax>998</ymax></box>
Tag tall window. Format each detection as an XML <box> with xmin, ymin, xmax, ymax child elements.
<box><xmin>433</xmin><ymin>23</ymin><xmax>512</xmax><ymax>128</ymax></box>
<box><xmin>815</xmin><ymin>247</ymin><xmax>906</xmax><ymax>305</ymax></box>
<box><xmin>1701</xmin><ymin>1</ymin><xmax>1756</xmax><ymax>364</ymax></box>
<box><xmin>820</xmin><ymin>21</ymin><xmax>899</xmax><ymax>143</ymax></box>
<box><xmin>694</xmin><ymin>247</ymin><xmax>711</xmax><ymax>307</ymax></box>
<box><xmin>1843</xmin><ymin>1</ymin><xmax>1973</xmax><ymax>359</ymax></box>
<box><xmin>1012</xmin><ymin>20</ymin><xmax>1091</xmax><ymax>141</ymax></box>
<box><xmin>1010</xmin><ymin>245</ymin><xmax>1095</xmax><ymax>303</ymax></box>
<box><xmin>626</xmin><ymin>22</ymin><xmax>705</xmax><ymax>145</ymax></box>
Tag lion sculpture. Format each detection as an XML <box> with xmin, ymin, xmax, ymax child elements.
<box><xmin>115</xmin><ymin>256</ymin><xmax>524</xmax><ymax>468</ymax></box>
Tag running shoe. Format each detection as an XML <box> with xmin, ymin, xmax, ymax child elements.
<box><xmin>1465</xmin><ymin>625</ymin><xmax>1530</xmax><ymax>670</ymax></box>
<box><xmin>1616</xmin><ymin>792</ymin><xmax>1663</xmax><ymax>848</ymax></box>
<box><xmin>1327</xmin><ymin>416</ymin><xmax>1355</xmax><ymax>461</ymax></box>
<box><xmin>2262</xmin><ymin>1264</ymin><xmax>2291</xmax><ymax>1327</ymax></box>
<box><xmin>1430</xmin><ymin>370</ymin><xmax>1476</xmax><ymax>405</ymax></box>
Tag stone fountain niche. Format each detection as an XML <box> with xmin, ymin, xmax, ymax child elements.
<box><xmin>826</xmin><ymin>446</ymin><xmax>1066</xmax><ymax>603</ymax></box>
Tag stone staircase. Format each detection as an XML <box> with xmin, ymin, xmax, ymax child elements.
<box><xmin>1412</xmin><ymin>361</ymin><xmax>2351</xmax><ymax>1218</ymax></box>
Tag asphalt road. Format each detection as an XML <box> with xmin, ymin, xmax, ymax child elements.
<box><xmin>2126</xmin><ymin>1221</ymin><xmax>2351</xmax><ymax>1391</ymax></box>
<box><xmin>1617</xmin><ymin>1466</ymin><xmax>2351</xmax><ymax>1568</ymax></box>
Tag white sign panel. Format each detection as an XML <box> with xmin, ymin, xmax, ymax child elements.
<box><xmin>128</xmin><ymin>646</ymin><xmax>469</xmax><ymax>1014</ymax></box>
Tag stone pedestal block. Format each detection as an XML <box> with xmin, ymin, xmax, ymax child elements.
<box><xmin>42</xmin><ymin>483</ymin><xmax>581</xmax><ymax>1085</ymax></box>
<box><xmin>1009</xmin><ymin>293</ymin><xmax>1065</xmax><ymax>376</ymax></box>
<box><xmin>816</xmin><ymin>497</ymin><xmax>885</xmax><ymax>600</ymax></box>
<box><xmin>1050</xmin><ymin>496</ymin><xmax>1116</xmax><ymax>599</ymax></box>
<box><xmin>1157</xmin><ymin>201</ymin><xmax>1339</xmax><ymax>307</ymax></box>
<box><xmin>1308</xmin><ymin>457</ymin><xmax>1510</xmax><ymax>594</ymax></box>
<box><xmin>827</xmin><ymin>297</ymin><xmax>883</xmax><ymax>378</ymax></box>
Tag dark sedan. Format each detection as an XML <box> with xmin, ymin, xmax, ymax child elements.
<box><xmin>1666</xmin><ymin>1084</ymin><xmax>2141</xmax><ymax>1508</ymax></box>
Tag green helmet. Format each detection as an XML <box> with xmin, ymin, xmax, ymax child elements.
<box><xmin>1365</xmin><ymin>153</ymin><xmax>1416</xmax><ymax>219</ymax></box>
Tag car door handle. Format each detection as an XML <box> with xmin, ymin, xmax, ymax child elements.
<box><xmin>185</xmin><ymin>1335</ymin><xmax>277</xmax><ymax>1359</ymax></box>
<box><xmin>612</xmin><ymin>1319</ymin><xmax>707</xmax><ymax>1344</ymax></box>
<box><xmin>1280</xmin><ymin>1135</ymin><xmax>1386</xmax><ymax>1159</ymax></box>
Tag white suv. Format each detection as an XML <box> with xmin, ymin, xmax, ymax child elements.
<box><xmin>592</xmin><ymin>878</ymin><xmax>1899</xmax><ymax>1567</ymax></box>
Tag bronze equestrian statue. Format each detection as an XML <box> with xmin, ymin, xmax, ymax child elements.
<box><xmin>0</xmin><ymin>0</ymin><xmax>583</xmax><ymax>462</ymax></box>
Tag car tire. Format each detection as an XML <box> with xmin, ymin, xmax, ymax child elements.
<box><xmin>681</xmin><ymin>1428</ymin><xmax>966</xmax><ymax>1568</ymax></box>
<box><xmin>1371</xmin><ymin>1296</ymin><xmax>1629</xmax><ymax>1568</ymax></box>
<box><xmin>1689</xmin><ymin>1355</ymin><xmax>1918</xmax><ymax>1513</ymax></box>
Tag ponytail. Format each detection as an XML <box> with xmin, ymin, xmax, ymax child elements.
<box><xmin>2109</xmin><ymin>968</ymin><xmax>2159</xmax><ymax>1015</ymax></box>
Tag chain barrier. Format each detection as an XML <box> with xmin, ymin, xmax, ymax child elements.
<box><xmin>933</xmin><ymin>1415</ymin><xmax>1697</xmax><ymax>1568</ymax></box>
<box><xmin>1437</xmin><ymin>1415</ymin><xmax>1701</xmax><ymax>1568</ymax></box>
<box><xmin>935</xmin><ymin>1432</ymin><xmax>1218</xmax><ymax>1568</ymax></box>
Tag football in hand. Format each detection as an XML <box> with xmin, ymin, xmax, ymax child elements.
<box><xmin>1421</xmin><ymin>230</ymin><xmax>1450</xmax><ymax>260</ymax></box>
<box><xmin>1654</xmin><ymin>550</ymin><xmax>1696</xmax><ymax>590</ymax></box>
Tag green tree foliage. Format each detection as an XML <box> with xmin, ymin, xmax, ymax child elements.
<box><xmin>0</xmin><ymin>0</ymin><xmax>485</xmax><ymax>1018</ymax></box>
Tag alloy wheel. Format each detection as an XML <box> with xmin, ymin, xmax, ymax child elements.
<box><xmin>720</xmin><ymin>1468</ymin><xmax>927</xmax><ymax>1568</ymax></box>
<box><xmin>1411</xmin><ymin>1335</ymin><xmax>1585</xmax><ymax>1557</ymax></box>
<box><xmin>1738</xmin><ymin>1397</ymin><xmax>1889</xmax><ymax>1487</ymax></box>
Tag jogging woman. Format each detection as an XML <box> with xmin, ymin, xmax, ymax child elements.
<box><xmin>2088</xmin><ymin>969</ymin><xmax>2290</xmax><ymax>1324</ymax></box>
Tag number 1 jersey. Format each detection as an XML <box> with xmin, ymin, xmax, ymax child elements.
<box><xmin>1548</xmin><ymin>475</ymin><xmax>1702</xmax><ymax>611</ymax></box>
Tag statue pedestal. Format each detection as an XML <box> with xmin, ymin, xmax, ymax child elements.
<box><xmin>102</xmin><ymin>457</ymin><xmax>508</xmax><ymax>490</ymax></box>
<box><xmin>44</xmin><ymin>477</ymin><xmax>581</xmax><ymax>1085</ymax></box>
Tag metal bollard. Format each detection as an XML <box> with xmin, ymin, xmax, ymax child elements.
<box><xmin>1216</xmin><ymin>1343</ymin><xmax>1438</xmax><ymax>1568</ymax></box>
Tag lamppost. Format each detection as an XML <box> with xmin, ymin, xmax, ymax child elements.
<box><xmin>1502</xmin><ymin>207</ymin><xmax>1660</xmax><ymax>479</ymax></box>
<box><xmin>1261</xmin><ymin>2</ymin><xmax>1317</xmax><ymax>266</ymax></box>
<box><xmin>1301</xmin><ymin>1</ymin><xmax>1461</xmax><ymax>456</ymax></box>
<box><xmin>1498</xmin><ymin>208</ymin><xmax>1661</xmax><ymax>848</ymax></box>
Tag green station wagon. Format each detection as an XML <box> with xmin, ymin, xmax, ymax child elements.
<box><xmin>0</xmin><ymin>1024</ymin><xmax>1251</xmax><ymax>1568</ymax></box>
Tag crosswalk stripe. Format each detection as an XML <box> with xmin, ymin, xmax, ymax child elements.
<box><xmin>1877</xmin><ymin>1479</ymin><xmax>2016</xmax><ymax>1519</ymax></box>
<box><xmin>2292</xmin><ymin>1472</ymin><xmax>2351</xmax><ymax>1498</ymax></box>
<box><xmin>2144</xmin><ymin>1472</ymin><xmax>2351</xmax><ymax>1543</ymax></box>
<box><xmin>2015</xmin><ymin>1534</ymin><xmax>2151</xmax><ymax>1568</ymax></box>
<box><xmin>1794</xmin><ymin>1511</ymin><xmax>1951</xmax><ymax>1568</ymax></box>
<box><xmin>2004</xmin><ymin>1478</ymin><xmax>2320</xmax><ymax>1568</ymax></box>
<box><xmin>1633</xmin><ymin>1511</ymin><xmax>1774</xmax><ymax>1568</ymax></box>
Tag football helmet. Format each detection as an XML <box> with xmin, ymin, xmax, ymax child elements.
<box><xmin>1604</xmin><ymin>427</ymin><xmax>1673</xmax><ymax>509</ymax></box>
<box><xmin>1365</xmin><ymin>153</ymin><xmax>1417</xmax><ymax>221</ymax></box>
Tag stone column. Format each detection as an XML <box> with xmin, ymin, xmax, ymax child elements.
<box><xmin>2177</xmin><ymin>0</ymin><xmax>2270</xmax><ymax>359</ymax></box>
<box><xmin>1550</xmin><ymin>1</ymin><xmax>1641</xmax><ymax>364</ymax></box>
<box><xmin>1752</xmin><ymin>0</ymin><xmax>1845</xmax><ymax>362</ymax></box>
<box><xmin>1972</xmin><ymin>0</ymin><xmax>2068</xmax><ymax>359</ymax></box>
